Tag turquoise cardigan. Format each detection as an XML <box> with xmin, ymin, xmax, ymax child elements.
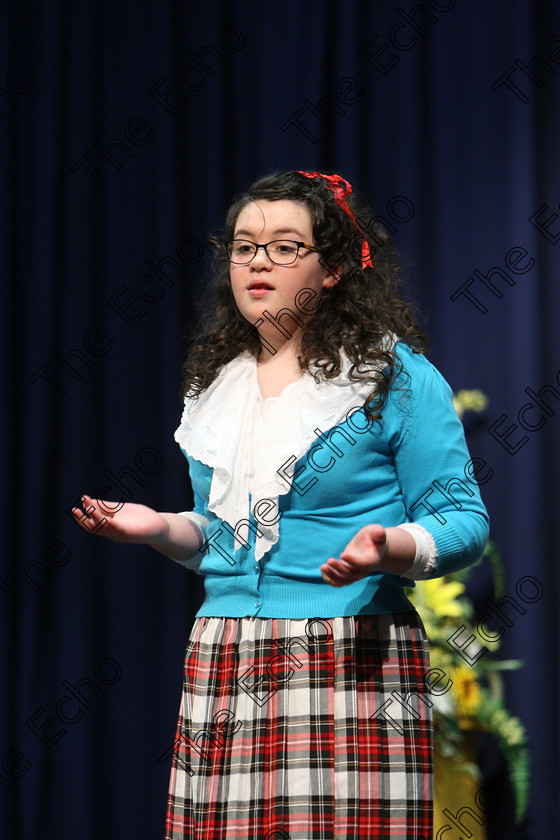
<box><xmin>177</xmin><ymin>343</ymin><xmax>489</xmax><ymax>619</ymax></box>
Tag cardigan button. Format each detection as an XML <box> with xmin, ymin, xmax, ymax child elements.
<box><xmin>254</xmin><ymin>601</ymin><xmax>261</xmax><ymax>609</ymax></box>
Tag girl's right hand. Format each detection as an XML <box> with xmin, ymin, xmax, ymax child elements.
<box><xmin>71</xmin><ymin>494</ymin><xmax>169</xmax><ymax>544</ymax></box>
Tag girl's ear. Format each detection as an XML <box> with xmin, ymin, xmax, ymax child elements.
<box><xmin>322</xmin><ymin>272</ymin><xmax>338</xmax><ymax>289</ymax></box>
<box><xmin>318</xmin><ymin>249</ymin><xmax>343</xmax><ymax>288</ymax></box>
<box><xmin>321</xmin><ymin>260</ymin><xmax>341</xmax><ymax>289</ymax></box>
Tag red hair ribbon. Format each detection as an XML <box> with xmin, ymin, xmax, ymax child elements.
<box><xmin>297</xmin><ymin>171</ymin><xmax>374</xmax><ymax>269</ymax></box>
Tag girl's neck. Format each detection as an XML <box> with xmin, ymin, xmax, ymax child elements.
<box><xmin>257</xmin><ymin>334</ymin><xmax>302</xmax><ymax>368</ymax></box>
<box><xmin>256</xmin><ymin>342</ymin><xmax>304</xmax><ymax>399</ymax></box>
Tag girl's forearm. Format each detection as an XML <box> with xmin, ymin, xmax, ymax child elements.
<box><xmin>146</xmin><ymin>513</ymin><xmax>203</xmax><ymax>563</ymax></box>
<box><xmin>384</xmin><ymin>527</ymin><xmax>416</xmax><ymax>574</ymax></box>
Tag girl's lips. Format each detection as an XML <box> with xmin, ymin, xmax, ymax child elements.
<box><xmin>248</xmin><ymin>286</ymin><xmax>273</xmax><ymax>297</ymax></box>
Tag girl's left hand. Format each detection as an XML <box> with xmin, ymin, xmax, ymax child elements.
<box><xmin>319</xmin><ymin>523</ymin><xmax>388</xmax><ymax>587</ymax></box>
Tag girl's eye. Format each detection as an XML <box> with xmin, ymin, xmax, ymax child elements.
<box><xmin>273</xmin><ymin>242</ymin><xmax>297</xmax><ymax>254</ymax></box>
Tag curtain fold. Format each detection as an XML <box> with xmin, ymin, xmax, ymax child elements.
<box><xmin>1</xmin><ymin>1</ymin><xmax>557</xmax><ymax>837</ymax></box>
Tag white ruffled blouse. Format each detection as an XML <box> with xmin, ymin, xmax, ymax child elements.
<box><xmin>174</xmin><ymin>350</ymin><xmax>437</xmax><ymax>579</ymax></box>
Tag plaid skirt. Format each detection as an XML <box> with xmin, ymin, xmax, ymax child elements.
<box><xmin>164</xmin><ymin>612</ymin><xmax>433</xmax><ymax>840</ymax></box>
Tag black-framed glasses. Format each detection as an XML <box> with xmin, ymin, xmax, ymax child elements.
<box><xmin>226</xmin><ymin>239</ymin><xmax>320</xmax><ymax>265</ymax></box>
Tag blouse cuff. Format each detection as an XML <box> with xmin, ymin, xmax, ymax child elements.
<box><xmin>396</xmin><ymin>523</ymin><xmax>438</xmax><ymax>580</ymax></box>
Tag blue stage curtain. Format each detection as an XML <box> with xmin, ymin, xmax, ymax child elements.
<box><xmin>1</xmin><ymin>1</ymin><xmax>558</xmax><ymax>837</ymax></box>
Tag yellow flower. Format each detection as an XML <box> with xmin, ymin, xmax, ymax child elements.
<box><xmin>451</xmin><ymin>665</ymin><xmax>482</xmax><ymax>717</ymax></box>
<box><xmin>453</xmin><ymin>389</ymin><xmax>488</xmax><ymax>419</ymax></box>
<box><xmin>414</xmin><ymin>578</ymin><xmax>467</xmax><ymax>619</ymax></box>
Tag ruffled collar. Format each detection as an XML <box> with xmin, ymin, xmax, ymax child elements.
<box><xmin>174</xmin><ymin>342</ymin><xmax>394</xmax><ymax>561</ymax></box>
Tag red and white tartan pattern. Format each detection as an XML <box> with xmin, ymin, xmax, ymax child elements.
<box><xmin>165</xmin><ymin>612</ymin><xmax>433</xmax><ymax>839</ymax></box>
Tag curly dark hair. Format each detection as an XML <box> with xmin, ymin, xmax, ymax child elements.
<box><xmin>181</xmin><ymin>170</ymin><xmax>428</xmax><ymax>419</ymax></box>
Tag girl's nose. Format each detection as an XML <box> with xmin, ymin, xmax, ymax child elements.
<box><xmin>251</xmin><ymin>245</ymin><xmax>273</xmax><ymax>267</ymax></box>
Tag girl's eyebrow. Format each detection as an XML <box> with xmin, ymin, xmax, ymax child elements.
<box><xmin>233</xmin><ymin>227</ymin><xmax>307</xmax><ymax>239</ymax></box>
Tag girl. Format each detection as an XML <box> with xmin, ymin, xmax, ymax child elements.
<box><xmin>73</xmin><ymin>170</ymin><xmax>489</xmax><ymax>840</ymax></box>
